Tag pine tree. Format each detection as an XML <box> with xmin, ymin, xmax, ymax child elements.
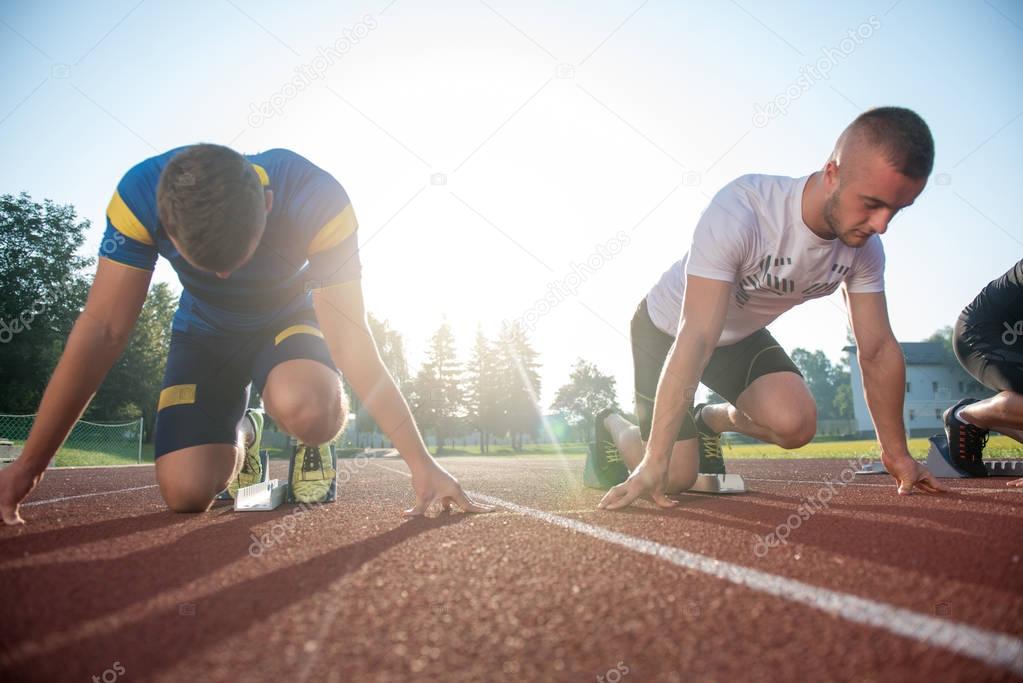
<box><xmin>411</xmin><ymin>322</ymin><xmax>463</xmax><ymax>453</ymax></box>
<box><xmin>495</xmin><ymin>321</ymin><xmax>542</xmax><ymax>451</ymax></box>
<box><xmin>465</xmin><ymin>326</ymin><xmax>499</xmax><ymax>453</ymax></box>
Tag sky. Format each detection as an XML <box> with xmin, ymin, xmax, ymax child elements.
<box><xmin>1</xmin><ymin>0</ymin><xmax>1021</xmax><ymax>409</ymax></box>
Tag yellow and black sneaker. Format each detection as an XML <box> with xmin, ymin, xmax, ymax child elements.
<box><xmin>289</xmin><ymin>443</ymin><xmax>337</xmax><ymax>504</ymax></box>
<box><xmin>694</xmin><ymin>403</ymin><xmax>726</xmax><ymax>475</ymax></box>
<box><xmin>583</xmin><ymin>409</ymin><xmax>629</xmax><ymax>490</ymax></box>
<box><xmin>226</xmin><ymin>409</ymin><xmax>265</xmax><ymax>499</ymax></box>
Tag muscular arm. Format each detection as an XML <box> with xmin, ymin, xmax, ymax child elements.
<box><xmin>312</xmin><ymin>281</ymin><xmax>432</xmax><ymax>473</ymax></box>
<box><xmin>646</xmin><ymin>276</ymin><xmax>732</xmax><ymax>464</ymax></box>
<box><xmin>312</xmin><ymin>280</ymin><xmax>490</xmax><ymax>514</ymax></box>
<box><xmin>600</xmin><ymin>275</ymin><xmax>731</xmax><ymax>509</ymax></box>
<box><xmin>846</xmin><ymin>290</ymin><xmax>944</xmax><ymax>493</ymax></box>
<box><xmin>18</xmin><ymin>258</ymin><xmax>152</xmax><ymax>474</ymax></box>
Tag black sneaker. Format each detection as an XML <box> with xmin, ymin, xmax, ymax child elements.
<box><xmin>583</xmin><ymin>409</ymin><xmax>629</xmax><ymax>490</ymax></box>
<box><xmin>594</xmin><ymin>408</ymin><xmax>618</xmax><ymax>453</ymax></box>
<box><xmin>694</xmin><ymin>403</ymin><xmax>726</xmax><ymax>475</ymax></box>
<box><xmin>943</xmin><ymin>398</ymin><xmax>989</xmax><ymax>477</ymax></box>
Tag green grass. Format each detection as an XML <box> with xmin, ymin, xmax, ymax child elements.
<box><xmin>31</xmin><ymin>434</ymin><xmax>1023</xmax><ymax>467</ymax></box>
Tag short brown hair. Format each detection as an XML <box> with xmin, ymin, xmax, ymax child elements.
<box><xmin>839</xmin><ymin>107</ymin><xmax>935</xmax><ymax>179</ymax></box>
<box><xmin>157</xmin><ymin>144</ymin><xmax>266</xmax><ymax>272</ymax></box>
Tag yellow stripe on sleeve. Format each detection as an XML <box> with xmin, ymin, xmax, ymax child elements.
<box><xmin>106</xmin><ymin>191</ymin><xmax>155</xmax><ymax>246</ymax></box>
<box><xmin>274</xmin><ymin>324</ymin><xmax>324</xmax><ymax>346</ymax></box>
<box><xmin>158</xmin><ymin>384</ymin><xmax>196</xmax><ymax>411</ymax></box>
<box><xmin>307</xmin><ymin>204</ymin><xmax>358</xmax><ymax>255</ymax></box>
<box><xmin>251</xmin><ymin>163</ymin><xmax>269</xmax><ymax>186</ymax></box>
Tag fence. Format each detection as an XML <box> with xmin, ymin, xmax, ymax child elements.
<box><xmin>0</xmin><ymin>414</ymin><xmax>143</xmax><ymax>465</ymax></box>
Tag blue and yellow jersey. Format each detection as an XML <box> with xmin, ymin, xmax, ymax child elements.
<box><xmin>100</xmin><ymin>147</ymin><xmax>360</xmax><ymax>334</ymax></box>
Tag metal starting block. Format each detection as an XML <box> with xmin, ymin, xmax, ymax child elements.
<box><xmin>925</xmin><ymin>434</ymin><xmax>1023</xmax><ymax>478</ymax></box>
<box><xmin>234</xmin><ymin>479</ymin><xmax>289</xmax><ymax>511</ymax></box>
<box><xmin>855</xmin><ymin>461</ymin><xmax>888</xmax><ymax>475</ymax></box>
<box><xmin>689</xmin><ymin>473</ymin><xmax>746</xmax><ymax>494</ymax></box>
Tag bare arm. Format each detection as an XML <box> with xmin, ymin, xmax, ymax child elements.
<box><xmin>312</xmin><ymin>280</ymin><xmax>491</xmax><ymax>515</ymax></box>
<box><xmin>846</xmin><ymin>290</ymin><xmax>944</xmax><ymax>494</ymax></box>
<box><xmin>0</xmin><ymin>259</ymin><xmax>151</xmax><ymax>523</ymax></box>
<box><xmin>600</xmin><ymin>275</ymin><xmax>732</xmax><ymax>509</ymax></box>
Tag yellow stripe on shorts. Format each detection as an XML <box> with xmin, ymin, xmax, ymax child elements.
<box><xmin>275</xmin><ymin>324</ymin><xmax>324</xmax><ymax>346</ymax></box>
<box><xmin>158</xmin><ymin>384</ymin><xmax>196</xmax><ymax>411</ymax></box>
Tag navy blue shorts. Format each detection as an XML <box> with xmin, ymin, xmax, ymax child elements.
<box><xmin>154</xmin><ymin>311</ymin><xmax>338</xmax><ymax>458</ymax></box>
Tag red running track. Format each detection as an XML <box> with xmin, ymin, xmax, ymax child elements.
<box><xmin>1</xmin><ymin>455</ymin><xmax>1021</xmax><ymax>682</ymax></box>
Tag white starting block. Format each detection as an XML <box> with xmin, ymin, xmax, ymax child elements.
<box><xmin>234</xmin><ymin>479</ymin><xmax>289</xmax><ymax>511</ymax></box>
<box><xmin>689</xmin><ymin>473</ymin><xmax>746</xmax><ymax>494</ymax></box>
<box><xmin>925</xmin><ymin>434</ymin><xmax>1023</xmax><ymax>478</ymax></box>
<box><xmin>855</xmin><ymin>461</ymin><xmax>888</xmax><ymax>475</ymax></box>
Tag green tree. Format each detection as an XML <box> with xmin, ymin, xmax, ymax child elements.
<box><xmin>495</xmin><ymin>321</ymin><xmax>542</xmax><ymax>451</ymax></box>
<box><xmin>464</xmin><ymin>326</ymin><xmax>499</xmax><ymax>453</ymax></box>
<box><xmin>410</xmin><ymin>322</ymin><xmax>463</xmax><ymax>453</ymax></box>
<box><xmin>790</xmin><ymin>348</ymin><xmax>850</xmax><ymax>421</ymax></box>
<box><xmin>924</xmin><ymin>326</ymin><xmax>956</xmax><ymax>364</ymax></box>
<box><xmin>551</xmin><ymin>358</ymin><xmax>618</xmax><ymax>441</ymax></box>
<box><xmin>0</xmin><ymin>193</ymin><xmax>92</xmax><ymax>412</ymax></box>
<box><xmin>88</xmin><ymin>282</ymin><xmax>177</xmax><ymax>439</ymax></box>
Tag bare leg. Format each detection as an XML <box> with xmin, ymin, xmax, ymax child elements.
<box><xmin>699</xmin><ymin>372</ymin><xmax>817</xmax><ymax>449</ymax></box>
<box><xmin>603</xmin><ymin>413</ymin><xmax>698</xmax><ymax>493</ymax></box>
<box><xmin>604</xmin><ymin>413</ymin><xmax>644</xmax><ymax>470</ymax></box>
<box><xmin>156</xmin><ymin>442</ymin><xmax>242</xmax><ymax>512</ymax></box>
<box><xmin>959</xmin><ymin>391</ymin><xmax>1023</xmax><ymax>442</ymax></box>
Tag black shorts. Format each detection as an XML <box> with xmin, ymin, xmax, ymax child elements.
<box><xmin>631</xmin><ymin>298</ymin><xmax>801</xmax><ymax>442</ymax></box>
<box><xmin>154</xmin><ymin>309</ymin><xmax>338</xmax><ymax>458</ymax></box>
<box><xmin>954</xmin><ymin>259</ymin><xmax>1023</xmax><ymax>394</ymax></box>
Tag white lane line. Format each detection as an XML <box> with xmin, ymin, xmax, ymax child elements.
<box><xmin>745</xmin><ymin>477</ymin><xmax>1017</xmax><ymax>493</ymax></box>
<box><xmin>22</xmin><ymin>485</ymin><xmax>159</xmax><ymax>507</ymax></box>
<box><xmin>372</xmin><ymin>462</ymin><xmax>1023</xmax><ymax>676</ymax></box>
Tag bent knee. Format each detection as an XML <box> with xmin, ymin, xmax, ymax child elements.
<box><xmin>160</xmin><ymin>484</ymin><xmax>217</xmax><ymax>513</ymax></box>
<box><xmin>773</xmin><ymin>416</ymin><xmax>817</xmax><ymax>449</ymax></box>
<box><xmin>665</xmin><ymin>469</ymin><xmax>699</xmax><ymax>495</ymax></box>
<box><xmin>267</xmin><ymin>387</ymin><xmax>348</xmax><ymax>445</ymax></box>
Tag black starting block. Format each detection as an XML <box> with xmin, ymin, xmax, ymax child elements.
<box><xmin>925</xmin><ymin>434</ymin><xmax>1023</xmax><ymax>478</ymax></box>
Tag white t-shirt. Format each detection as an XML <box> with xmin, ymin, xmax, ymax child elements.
<box><xmin>644</xmin><ymin>173</ymin><xmax>885</xmax><ymax>345</ymax></box>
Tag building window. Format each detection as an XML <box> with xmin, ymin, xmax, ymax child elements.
<box><xmin>909</xmin><ymin>409</ymin><xmax>916</xmax><ymax>420</ymax></box>
<box><xmin>932</xmin><ymin>381</ymin><xmax>939</xmax><ymax>393</ymax></box>
<box><xmin>906</xmin><ymin>382</ymin><xmax>911</xmax><ymax>394</ymax></box>
<box><xmin>935</xmin><ymin>408</ymin><xmax>942</xmax><ymax>419</ymax></box>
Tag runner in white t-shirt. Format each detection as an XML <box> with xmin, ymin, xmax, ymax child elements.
<box><xmin>593</xmin><ymin>107</ymin><xmax>946</xmax><ymax>510</ymax></box>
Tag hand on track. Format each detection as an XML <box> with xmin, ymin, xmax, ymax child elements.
<box><xmin>404</xmin><ymin>462</ymin><xmax>494</xmax><ymax>517</ymax></box>
<box><xmin>598</xmin><ymin>460</ymin><xmax>677</xmax><ymax>511</ymax></box>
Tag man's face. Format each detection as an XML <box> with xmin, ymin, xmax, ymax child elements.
<box><xmin>822</xmin><ymin>149</ymin><xmax>927</xmax><ymax>247</ymax></box>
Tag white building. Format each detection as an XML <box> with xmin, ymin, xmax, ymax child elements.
<box><xmin>845</xmin><ymin>342</ymin><xmax>992</xmax><ymax>438</ymax></box>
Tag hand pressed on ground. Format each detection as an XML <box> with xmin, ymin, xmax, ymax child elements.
<box><xmin>403</xmin><ymin>461</ymin><xmax>494</xmax><ymax>517</ymax></box>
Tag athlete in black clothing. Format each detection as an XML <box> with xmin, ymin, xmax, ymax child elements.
<box><xmin>944</xmin><ymin>258</ymin><xmax>1023</xmax><ymax>486</ymax></box>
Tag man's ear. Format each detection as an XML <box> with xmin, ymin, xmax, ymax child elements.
<box><xmin>265</xmin><ymin>189</ymin><xmax>274</xmax><ymax>213</ymax></box>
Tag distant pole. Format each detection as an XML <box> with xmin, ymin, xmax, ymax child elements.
<box><xmin>138</xmin><ymin>417</ymin><xmax>144</xmax><ymax>464</ymax></box>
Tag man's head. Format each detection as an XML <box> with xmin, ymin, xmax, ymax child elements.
<box><xmin>821</xmin><ymin>107</ymin><xmax>933</xmax><ymax>247</ymax></box>
<box><xmin>157</xmin><ymin>144</ymin><xmax>272</xmax><ymax>277</ymax></box>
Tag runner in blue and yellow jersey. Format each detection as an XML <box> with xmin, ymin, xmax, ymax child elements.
<box><xmin>1</xmin><ymin>144</ymin><xmax>491</xmax><ymax>523</ymax></box>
